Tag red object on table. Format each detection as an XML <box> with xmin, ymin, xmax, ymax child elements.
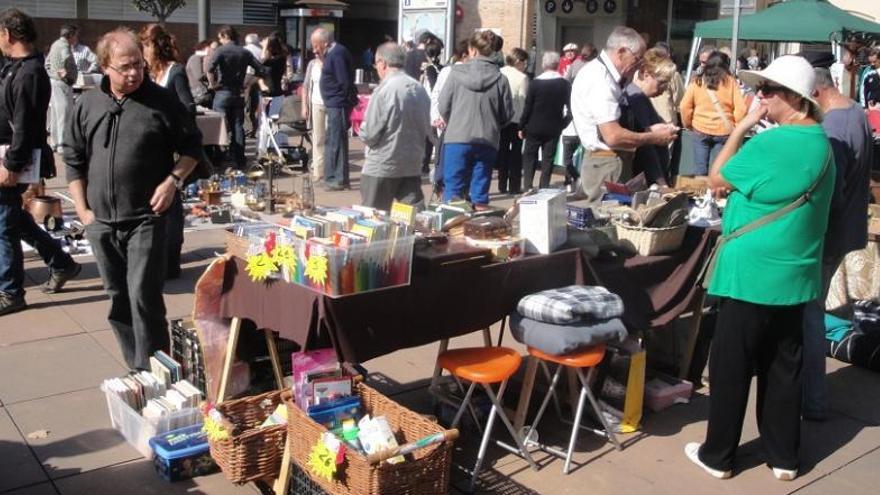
<box><xmin>867</xmin><ymin>109</ymin><xmax>880</xmax><ymax>135</ymax></box>
<box><xmin>349</xmin><ymin>94</ymin><xmax>371</xmax><ymax>135</ymax></box>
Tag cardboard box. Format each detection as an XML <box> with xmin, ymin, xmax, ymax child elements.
<box><xmin>673</xmin><ymin>176</ymin><xmax>711</xmax><ymax>195</ymax></box>
<box><xmin>517</xmin><ymin>189</ymin><xmax>568</xmax><ymax>254</ymax></box>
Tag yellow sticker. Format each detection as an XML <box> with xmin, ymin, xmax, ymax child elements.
<box><xmin>245</xmin><ymin>252</ymin><xmax>277</xmax><ymax>282</ymax></box>
<box><xmin>271</xmin><ymin>244</ymin><xmax>297</xmax><ymax>273</ymax></box>
<box><xmin>305</xmin><ymin>254</ymin><xmax>329</xmax><ymax>285</ymax></box>
<box><xmin>202</xmin><ymin>416</ymin><xmax>229</xmax><ymax>442</ymax></box>
<box><xmin>307</xmin><ymin>441</ymin><xmax>337</xmax><ymax>481</ymax></box>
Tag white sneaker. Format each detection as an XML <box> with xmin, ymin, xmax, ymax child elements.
<box><xmin>772</xmin><ymin>467</ymin><xmax>797</xmax><ymax>481</ymax></box>
<box><xmin>684</xmin><ymin>442</ymin><xmax>732</xmax><ymax>479</ymax></box>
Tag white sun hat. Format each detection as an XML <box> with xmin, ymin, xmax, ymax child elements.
<box><xmin>563</xmin><ymin>43</ymin><xmax>578</xmax><ymax>52</ymax></box>
<box><xmin>738</xmin><ymin>55</ymin><xmax>820</xmax><ymax>112</ymax></box>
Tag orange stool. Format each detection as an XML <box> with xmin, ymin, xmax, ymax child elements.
<box><xmin>437</xmin><ymin>347</ymin><xmax>539</xmax><ymax>491</ymax></box>
<box><xmin>525</xmin><ymin>345</ymin><xmax>621</xmax><ymax>474</ymax></box>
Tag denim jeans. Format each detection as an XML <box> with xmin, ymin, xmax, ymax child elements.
<box><xmin>324</xmin><ymin>106</ymin><xmax>350</xmax><ymax>187</ymax></box>
<box><xmin>442</xmin><ymin>143</ymin><xmax>497</xmax><ymax>206</ymax></box>
<box><xmin>213</xmin><ymin>90</ymin><xmax>246</xmax><ymax>169</ymax></box>
<box><xmin>692</xmin><ymin>131</ymin><xmax>728</xmax><ymax>175</ymax></box>
<box><xmin>0</xmin><ymin>186</ymin><xmax>74</xmax><ymax>298</ymax></box>
<box><xmin>802</xmin><ymin>257</ymin><xmax>842</xmax><ymax>418</ymax></box>
<box><xmin>86</xmin><ymin>216</ymin><xmax>169</xmax><ymax>371</ymax></box>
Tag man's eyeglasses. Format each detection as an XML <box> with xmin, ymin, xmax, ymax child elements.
<box><xmin>107</xmin><ymin>60</ymin><xmax>145</xmax><ymax>75</ymax></box>
<box><xmin>757</xmin><ymin>83</ymin><xmax>787</xmax><ymax>96</ymax></box>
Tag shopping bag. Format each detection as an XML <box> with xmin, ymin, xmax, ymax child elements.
<box><xmin>552</xmin><ymin>135</ymin><xmax>565</xmax><ymax>168</ymax></box>
<box><xmin>596</xmin><ymin>337</ymin><xmax>646</xmax><ymax>433</ymax></box>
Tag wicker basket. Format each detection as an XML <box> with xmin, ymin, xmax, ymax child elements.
<box><xmin>286</xmin><ymin>383</ymin><xmax>454</xmax><ymax>495</ymax></box>
<box><xmin>613</xmin><ymin>220</ymin><xmax>688</xmax><ymax>256</ymax></box>
<box><xmin>209</xmin><ymin>390</ymin><xmax>287</xmax><ymax>484</ymax></box>
<box><xmin>225</xmin><ymin>230</ymin><xmax>250</xmax><ymax>259</ymax></box>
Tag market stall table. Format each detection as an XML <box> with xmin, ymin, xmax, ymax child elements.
<box><xmin>196</xmin><ymin>109</ymin><xmax>230</xmax><ymax>146</ymax></box>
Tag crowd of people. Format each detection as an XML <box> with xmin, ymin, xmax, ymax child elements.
<box><xmin>0</xmin><ymin>5</ymin><xmax>877</xmax><ymax>485</ymax></box>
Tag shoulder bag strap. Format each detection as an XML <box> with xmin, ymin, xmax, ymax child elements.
<box><xmin>707</xmin><ymin>89</ymin><xmax>734</xmax><ymax>133</ymax></box>
<box><xmin>723</xmin><ymin>145</ymin><xmax>832</xmax><ymax>243</ymax></box>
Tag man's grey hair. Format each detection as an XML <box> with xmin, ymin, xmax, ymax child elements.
<box><xmin>699</xmin><ymin>44</ymin><xmax>717</xmax><ymax>57</ymax></box>
<box><xmin>605</xmin><ymin>26</ymin><xmax>644</xmax><ymax>53</ymax></box>
<box><xmin>312</xmin><ymin>27</ymin><xmax>332</xmax><ymax>44</ymax></box>
<box><xmin>814</xmin><ymin>68</ymin><xmax>836</xmax><ymax>90</ymax></box>
<box><xmin>245</xmin><ymin>33</ymin><xmax>260</xmax><ymax>45</ymax></box>
<box><xmin>377</xmin><ymin>42</ymin><xmax>405</xmax><ymax>68</ymax></box>
<box><xmin>542</xmin><ymin>51</ymin><xmax>560</xmax><ymax>71</ymax></box>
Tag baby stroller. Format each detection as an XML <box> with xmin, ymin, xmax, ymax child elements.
<box><xmin>253</xmin><ymin>96</ymin><xmax>311</xmax><ymax>176</ymax></box>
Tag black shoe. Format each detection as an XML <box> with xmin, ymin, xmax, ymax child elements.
<box><xmin>42</xmin><ymin>262</ymin><xmax>82</xmax><ymax>294</ymax></box>
<box><xmin>324</xmin><ymin>184</ymin><xmax>344</xmax><ymax>192</ymax></box>
<box><xmin>0</xmin><ymin>292</ymin><xmax>26</xmax><ymax>316</ymax></box>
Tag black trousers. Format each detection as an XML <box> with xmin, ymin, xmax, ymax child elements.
<box><xmin>522</xmin><ymin>134</ymin><xmax>558</xmax><ymax>190</ymax></box>
<box><xmin>86</xmin><ymin>216</ymin><xmax>169</xmax><ymax>371</ymax></box>
<box><xmin>496</xmin><ymin>124</ymin><xmax>523</xmax><ymax>193</ymax></box>
<box><xmin>700</xmin><ymin>297</ymin><xmax>805</xmax><ymax>472</ymax></box>
<box><xmin>164</xmin><ymin>193</ymin><xmax>184</xmax><ymax>279</ymax></box>
<box><xmin>562</xmin><ymin>136</ymin><xmax>581</xmax><ymax>184</ymax></box>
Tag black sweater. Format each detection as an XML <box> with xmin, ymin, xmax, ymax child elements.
<box><xmin>165</xmin><ymin>63</ymin><xmax>195</xmax><ymax>115</ymax></box>
<box><xmin>64</xmin><ymin>78</ymin><xmax>202</xmax><ymax>223</ymax></box>
<box><xmin>520</xmin><ymin>76</ymin><xmax>571</xmax><ymax>137</ymax></box>
<box><xmin>0</xmin><ymin>52</ymin><xmax>53</xmax><ymax>177</ymax></box>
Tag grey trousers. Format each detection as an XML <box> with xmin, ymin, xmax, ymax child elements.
<box><xmin>360</xmin><ymin>174</ymin><xmax>424</xmax><ymax>211</ymax></box>
<box><xmin>86</xmin><ymin>216</ymin><xmax>169</xmax><ymax>371</ymax></box>
<box><xmin>579</xmin><ymin>152</ymin><xmax>629</xmax><ymax>205</ymax></box>
<box><xmin>801</xmin><ymin>256</ymin><xmax>843</xmax><ymax>418</ymax></box>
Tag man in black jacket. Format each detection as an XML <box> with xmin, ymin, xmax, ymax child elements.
<box><xmin>208</xmin><ymin>25</ymin><xmax>263</xmax><ymax>170</ymax></box>
<box><xmin>64</xmin><ymin>29</ymin><xmax>202</xmax><ymax>370</ymax></box>
<box><xmin>0</xmin><ymin>8</ymin><xmax>80</xmax><ymax>316</ymax></box>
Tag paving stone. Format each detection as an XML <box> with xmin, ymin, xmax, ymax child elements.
<box><xmin>2</xmin><ymin>482</ymin><xmax>59</xmax><ymax>495</ymax></box>
<box><xmin>0</xmin><ymin>408</ymin><xmax>49</xmax><ymax>492</ymax></box>
<box><xmin>6</xmin><ymin>388</ymin><xmax>141</xmax><ymax>480</ymax></box>
<box><xmin>0</xmin><ymin>303</ymin><xmax>84</xmax><ymax>347</ymax></box>
<box><xmin>0</xmin><ymin>334</ymin><xmax>125</xmax><ymax>404</ymax></box>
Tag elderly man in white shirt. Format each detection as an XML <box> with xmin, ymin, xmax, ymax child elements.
<box><xmin>571</xmin><ymin>26</ymin><xmax>678</xmax><ymax>204</ymax></box>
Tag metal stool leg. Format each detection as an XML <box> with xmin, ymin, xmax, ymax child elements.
<box><xmin>469</xmin><ymin>382</ymin><xmax>503</xmax><ymax>492</ymax></box>
<box><xmin>524</xmin><ymin>364</ymin><xmax>563</xmax><ymax>445</ymax></box>
<box><xmin>563</xmin><ymin>380</ymin><xmax>589</xmax><ymax>475</ymax></box>
<box><xmin>450</xmin><ymin>381</ymin><xmax>477</xmax><ymax>430</ymax></box>
<box><xmin>578</xmin><ymin>368</ymin><xmax>622</xmax><ymax>451</ymax></box>
<box><xmin>539</xmin><ymin>361</ymin><xmax>565</xmax><ymax>421</ymax></box>
<box><xmin>453</xmin><ymin>376</ymin><xmax>485</xmax><ymax>435</ymax></box>
<box><xmin>483</xmin><ymin>382</ymin><xmax>539</xmax><ymax>472</ymax></box>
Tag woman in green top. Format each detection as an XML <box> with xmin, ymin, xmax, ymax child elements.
<box><xmin>684</xmin><ymin>56</ymin><xmax>835</xmax><ymax>482</ymax></box>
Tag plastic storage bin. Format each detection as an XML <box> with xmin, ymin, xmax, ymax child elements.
<box><xmin>149</xmin><ymin>424</ymin><xmax>217</xmax><ymax>482</ymax></box>
<box><xmin>102</xmin><ymin>385</ymin><xmax>202</xmax><ymax>458</ymax></box>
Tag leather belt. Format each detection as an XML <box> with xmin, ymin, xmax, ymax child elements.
<box><xmin>589</xmin><ymin>149</ymin><xmax>618</xmax><ymax>157</ymax></box>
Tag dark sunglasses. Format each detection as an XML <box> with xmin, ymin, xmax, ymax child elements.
<box><xmin>757</xmin><ymin>83</ymin><xmax>788</xmax><ymax>96</ymax></box>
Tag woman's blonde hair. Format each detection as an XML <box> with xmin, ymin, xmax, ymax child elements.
<box><xmin>640</xmin><ymin>48</ymin><xmax>676</xmax><ymax>83</ymax></box>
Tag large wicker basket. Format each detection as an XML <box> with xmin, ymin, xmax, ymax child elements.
<box><xmin>613</xmin><ymin>220</ymin><xmax>688</xmax><ymax>256</ymax></box>
<box><xmin>209</xmin><ymin>390</ymin><xmax>287</xmax><ymax>484</ymax></box>
<box><xmin>285</xmin><ymin>383</ymin><xmax>454</xmax><ymax>495</ymax></box>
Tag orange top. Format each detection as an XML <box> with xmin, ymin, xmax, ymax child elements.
<box><xmin>438</xmin><ymin>347</ymin><xmax>522</xmax><ymax>384</ymax></box>
<box><xmin>679</xmin><ymin>76</ymin><xmax>747</xmax><ymax>136</ymax></box>
<box><xmin>528</xmin><ymin>345</ymin><xmax>606</xmax><ymax>368</ymax></box>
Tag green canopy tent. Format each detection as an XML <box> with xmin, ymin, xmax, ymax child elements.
<box><xmin>685</xmin><ymin>0</ymin><xmax>880</xmax><ymax>82</ymax></box>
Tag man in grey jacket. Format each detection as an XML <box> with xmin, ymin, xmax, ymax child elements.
<box><xmin>45</xmin><ymin>24</ymin><xmax>77</xmax><ymax>152</ymax></box>
<box><xmin>359</xmin><ymin>43</ymin><xmax>432</xmax><ymax>210</ymax></box>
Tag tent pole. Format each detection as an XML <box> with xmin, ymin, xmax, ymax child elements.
<box><xmin>685</xmin><ymin>36</ymin><xmax>700</xmax><ymax>85</ymax></box>
<box><xmin>731</xmin><ymin>0</ymin><xmax>741</xmax><ymax>72</ymax></box>
<box><xmin>666</xmin><ymin>0</ymin><xmax>674</xmax><ymax>46</ymax></box>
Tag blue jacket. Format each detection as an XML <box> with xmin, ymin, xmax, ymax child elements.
<box><xmin>320</xmin><ymin>43</ymin><xmax>356</xmax><ymax>109</ymax></box>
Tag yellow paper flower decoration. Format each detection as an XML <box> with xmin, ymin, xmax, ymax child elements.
<box><xmin>245</xmin><ymin>252</ymin><xmax>277</xmax><ymax>282</ymax></box>
<box><xmin>202</xmin><ymin>415</ymin><xmax>230</xmax><ymax>442</ymax></box>
<box><xmin>271</xmin><ymin>244</ymin><xmax>297</xmax><ymax>273</ymax></box>
<box><xmin>305</xmin><ymin>254</ymin><xmax>329</xmax><ymax>285</ymax></box>
<box><xmin>307</xmin><ymin>441</ymin><xmax>337</xmax><ymax>481</ymax></box>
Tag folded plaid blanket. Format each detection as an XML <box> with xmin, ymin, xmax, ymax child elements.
<box><xmin>517</xmin><ymin>285</ymin><xmax>624</xmax><ymax>324</ymax></box>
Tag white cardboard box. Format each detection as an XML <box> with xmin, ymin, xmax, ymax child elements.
<box><xmin>517</xmin><ymin>189</ymin><xmax>568</xmax><ymax>254</ymax></box>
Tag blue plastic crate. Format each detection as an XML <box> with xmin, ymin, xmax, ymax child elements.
<box><xmin>149</xmin><ymin>424</ymin><xmax>217</xmax><ymax>482</ymax></box>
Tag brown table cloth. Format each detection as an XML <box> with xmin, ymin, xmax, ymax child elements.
<box><xmin>222</xmin><ymin>249</ymin><xmax>585</xmax><ymax>363</ymax></box>
<box><xmin>220</xmin><ymin>226</ymin><xmax>717</xmax><ymax>363</ymax></box>
<box><xmin>588</xmin><ymin>226</ymin><xmax>718</xmax><ymax>332</ymax></box>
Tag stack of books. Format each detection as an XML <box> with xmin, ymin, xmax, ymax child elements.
<box><xmin>104</xmin><ymin>371</ymin><xmax>165</xmax><ymax>411</ymax></box>
<box><xmin>142</xmin><ymin>380</ymin><xmax>203</xmax><ymax>421</ymax></box>
<box><xmin>170</xmin><ymin>320</ymin><xmax>207</xmax><ymax>396</ymax></box>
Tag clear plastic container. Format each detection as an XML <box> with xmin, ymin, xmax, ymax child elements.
<box><xmin>102</xmin><ymin>385</ymin><xmax>202</xmax><ymax>458</ymax></box>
